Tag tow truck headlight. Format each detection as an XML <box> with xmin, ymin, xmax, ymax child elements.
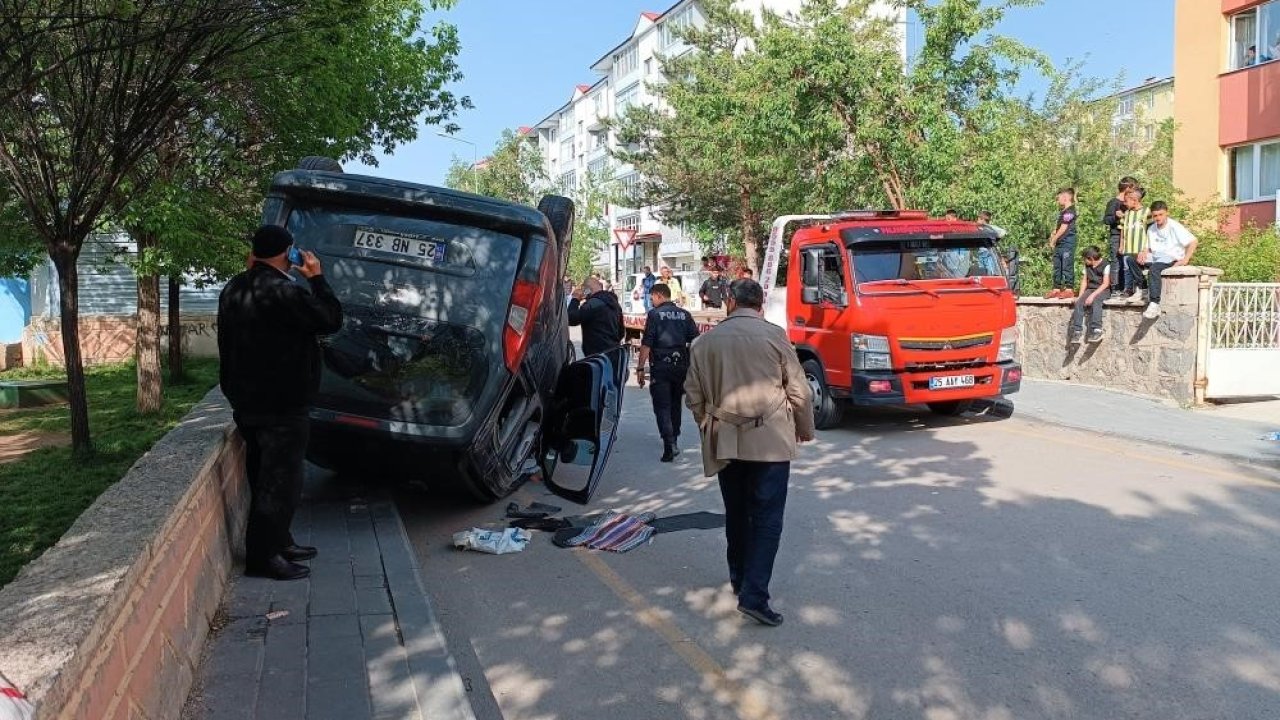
<box><xmin>852</xmin><ymin>334</ymin><xmax>892</xmax><ymax>371</ymax></box>
<box><xmin>997</xmin><ymin>326</ymin><xmax>1019</xmax><ymax>363</ymax></box>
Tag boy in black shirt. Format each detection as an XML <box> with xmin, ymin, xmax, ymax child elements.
<box><xmin>1102</xmin><ymin>177</ymin><xmax>1138</xmax><ymax>297</ymax></box>
<box><xmin>1068</xmin><ymin>246</ymin><xmax>1111</xmax><ymax>345</ymax></box>
<box><xmin>1046</xmin><ymin>187</ymin><xmax>1079</xmax><ymax>299</ymax></box>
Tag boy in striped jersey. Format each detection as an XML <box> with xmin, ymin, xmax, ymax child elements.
<box><xmin>1118</xmin><ymin>188</ymin><xmax>1150</xmax><ymax>302</ymax></box>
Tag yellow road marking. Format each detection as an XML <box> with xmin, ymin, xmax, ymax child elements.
<box><xmin>992</xmin><ymin>420</ymin><xmax>1277</xmax><ymax>486</ymax></box>
<box><xmin>574</xmin><ymin>549</ymin><xmax>779</xmax><ymax>720</ymax></box>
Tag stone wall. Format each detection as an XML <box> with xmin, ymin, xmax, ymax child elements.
<box><xmin>0</xmin><ymin>389</ymin><xmax>247</xmax><ymax>720</ymax></box>
<box><xmin>21</xmin><ymin>314</ymin><xmax>218</xmax><ymax>367</ymax></box>
<box><xmin>1016</xmin><ymin>266</ymin><xmax>1220</xmax><ymax>405</ymax></box>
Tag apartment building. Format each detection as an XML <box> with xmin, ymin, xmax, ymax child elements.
<box><xmin>1103</xmin><ymin>76</ymin><xmax>1174</xmax><ymax>152</ymax></box>
<box><xmin>527</xmin><ymin>0</ymin><xmax>907</xmax><ymax>282</ymax></box>
<box><xmin>1173</xmin><ymin>0</ymin><xmax>1280</xmax><ymax>231</ymax></box>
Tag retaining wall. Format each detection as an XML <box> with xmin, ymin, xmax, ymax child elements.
<box><xmin>1016</xmin><ymin>266</ymin><xmax>1220</xmax><ymax>405</ymax></box>
<box><xmin>21</xmin><ymin>314</ymin><xmax>219</xmax><ymax>368</ymax></box>
<box><xmin>0</xmin><ymin>389</ymin><xmax>246</xmax><ymax>720</ymax></box>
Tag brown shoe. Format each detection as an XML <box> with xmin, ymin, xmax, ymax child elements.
<box><xmin>1043</xmin><ymin>289</ymin><xmax>1061</xmax><ymax>299</ymax></box>
<box><xmin>1058</xmin><ymin>288</ymin><xmax>1075</xmax><ymax>300</ymax></box>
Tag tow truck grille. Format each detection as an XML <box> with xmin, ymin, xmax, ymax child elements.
<box><xmin>905</xmin><ymin>358</ymin><xmax>988</xmax><ymax>372</ymax></box>
<box><xmin>900</xmin><ymin>334</ymin><xmax>993</xmax><ymax>351</ymax></box>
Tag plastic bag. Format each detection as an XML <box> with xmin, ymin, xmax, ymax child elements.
<box><xmin>0</xmin><ymin>673</ymin><xmax>34</xmax><ymax>720</ymax></box>
<box><xmin>452</xmin><ymin>528</ymin><xmax>530</xmax><ymax>555</ymax></box>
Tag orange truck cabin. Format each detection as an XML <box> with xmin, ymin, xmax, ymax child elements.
<box><xmin>760</xmin><ymin>211</ymin><xmax>1021</xmax><ymax>428</ymax></box>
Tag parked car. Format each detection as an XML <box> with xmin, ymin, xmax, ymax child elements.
<box><xmin>259</xmin><ymin>157</ymin><xmax>627</xmax><ymax>503</ymax></box>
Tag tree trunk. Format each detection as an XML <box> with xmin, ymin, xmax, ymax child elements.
<box><xmin>135</xmin><ymin>231</ymin><xmax>163</xmax><ymax>414</ymax></box>
<box><xmin>50</xmin><ymin>246</ymin><xmax>92</xmax><ymax>455</ymax></box>
<box><xmin>740</xmin><ymin>187</ymin><xmax>760</xmax><ymax>273</ymax></box>
<box><xmin>168</xmin><ymin>275</ymin><xmax>184</xmax><ymax>383</ymax></box>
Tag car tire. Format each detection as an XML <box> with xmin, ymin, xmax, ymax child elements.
<box><xmin>803</xmin><ymin>358</ymin><xmax>843</xmax><ymax>430</ymax></box>
<box><xmin>538</xmin><ymin>195</ymin><xmax>575</xmax><ymax>249</ymax></box>
<box><xmin>298</xmin><ymin>155</ymin><xmax>344</xmax><ymax>173</ymax></box>
<box><xmin>928</xmin><ymin>400</ymin><xmax>973</xmax><ymax>417</ymax></box>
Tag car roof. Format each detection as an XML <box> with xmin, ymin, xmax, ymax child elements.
<box><xmin>270</xmin><ymin>170</ymin><xmax>549</xmax><ymax>235</ymax></box>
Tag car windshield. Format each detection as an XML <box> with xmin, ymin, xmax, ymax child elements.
<box><xmin>851</xmin><ymin>237</ymin><xmax>1004</xmax><ymax>284</ymax></box>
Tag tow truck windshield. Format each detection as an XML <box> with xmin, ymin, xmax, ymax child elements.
<box><xmin>852</xmin><ymin>237</ymin><xmax>1004</xmax><ymax>284</ymax></box>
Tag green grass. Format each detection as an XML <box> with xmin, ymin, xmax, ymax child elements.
<box><xmin>0</xmin><ymin>359</ymin><xmax>220</xmax><ymax>588</ymax></box>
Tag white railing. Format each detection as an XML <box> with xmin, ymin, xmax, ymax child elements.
<box><xmin>1208</xmin><ymin>283</ymin><xmax>1280</xmax><ymax>350</ymax></box>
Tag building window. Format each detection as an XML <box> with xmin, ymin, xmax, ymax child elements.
<box><xmin>592</xmin><ymin>92</ymin><xmax>605</xmax><ymax>118</ymax></box>
<box><xmin>1116</xmin><ymin>97</ymin><xmax>1134</xmax><ymax>117</ymax></box>
<box><xmin>559</xmin><ymin>171</ymin><xmax>577</xmax><ymax>194</ymax></box>
<box><xmin>1143</xmin><ymin>124</ymin><xmax>1156</xmax><ymax>143</ymax></box>
<box><xmin>660</xmin><ymin>6</ymin><xmax>695</xmax><ymax>48</ymax></box>
<box><xmin>559</xmin><ymin>137</ymin><xmax>574</xmax><ymax>164</ymax></box>
<box><xmin>616</xmin><ymin>213</ymin><xmax>641</xmax><ymax>232</ymax></box>
<box><xmin>614</xmin><ymin>44</ymin><xmax>639</xmax><ymax>78</ymax></box>
<box><xmin>1143</xmin><ymin>94</ymin><xmax>1155</xmax><ymax>111</ymax></box>
<box><xmin>616</xmin><ymin>83</ymin><xmax>640</xmax><ymax>112</ymax></box>
<box><xmin>644</xmin><ymin>58</ymin><xmax>653</xmax><ymax>75</ymax></box>
<box><xmin>1230</xmin><ymin>140</ymin><xmax>1280</xmax><ymax>202</ymax></box>
<box><xmin>588</xmin><ymin>156</ymin><xmax>609</xmax><ymax>177</ymax></box>
<box><xmin>558</xmin><ymin>111</ymin><xmax>573</xmax><ymax>135</ymax></box>
<box><xmin>1230</xmin><ymin>1</ymin><xmax>1280</xmax><ymax>70</ymax></box>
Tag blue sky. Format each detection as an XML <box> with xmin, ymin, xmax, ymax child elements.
<box><xmin>354</xmin><ymin>0</ymin><xmax>1174</xmax><ymax>185</ymax></box>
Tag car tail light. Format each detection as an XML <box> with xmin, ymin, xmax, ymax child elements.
<box><xmin>869</xmin><ymin>380</ymin><xmax>894</xmax><ymax>394</ymax></box>
<box><xmin>505</xmin><ymin>279</ymin><xmax>543</xmax><ymax>373</ymax></box>
<box><xmin>1005</xmin><ymin>367</ymin><xmax>1022</xmax><ymax>384</ymax></box>
<box><xmin>335</xmin><ymin>414</ymin><xmax>380</xmax><ymax>430</ymax></box>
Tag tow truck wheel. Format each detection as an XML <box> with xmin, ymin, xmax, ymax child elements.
<box><xmin>927</xmin><ymin>400</ymin><xmax>973</xmax><ymax>417</ymax></box>
<box><xmin>802</xmin><ymin>359</ymin><xmax>844</xmax><ymax>430</ymax></box>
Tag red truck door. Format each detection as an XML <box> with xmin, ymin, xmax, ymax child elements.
<box><xmin>794</xmin><ymin>244</ymin><xmax>853</xmax><ymax>390</ymax></box>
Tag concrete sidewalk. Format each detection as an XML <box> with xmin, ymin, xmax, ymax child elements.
<box><xmin>182</xmin><ymin>475</ymin><xmax>476</xmax><ymax>720</ymax></box>
<box><xmin>1014</xmin><ymin>379</ymin><xmax>1279</xmax><ymax>467</ymax></box>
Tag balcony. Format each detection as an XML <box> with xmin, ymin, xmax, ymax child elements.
<box><xmin>1219</xmin><ymin>60</ymin><xmax>1280</xmax><ymax>147</ymax></box>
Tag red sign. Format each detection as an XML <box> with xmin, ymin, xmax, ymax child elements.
<box><xmin>613</xmin><ymin>228</ymin><xmax>637</xmax><ymax>252</ymax></box>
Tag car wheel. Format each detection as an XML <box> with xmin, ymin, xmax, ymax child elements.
<box><xmin>297</xmin><ymin>155</ymin><xmax>344</xmax><ymax>172</ymax></box>
<box><xmin>538</xmin><ymin>195</ymin><xmax>575</xmax><ymax>249</ymax></box>
<box><xmin>802</xmin><ymin>358</ymin><xmax>843</xmax><ymax>430</ymax></box>
<box><xmin>927</xmin><ymin>400</ymin><xmax>973</xmax><ymax>417</ymax></box>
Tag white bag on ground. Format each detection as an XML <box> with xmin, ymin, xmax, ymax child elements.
<box><xmin>0</xmin><ymin>672</ymin><xmax>34</xmax><ymax>720</ymax></box>
<box><xmin>452</xmin><ymin>528</ymin><xmax>530</xmax><ymax>555</ymax></box>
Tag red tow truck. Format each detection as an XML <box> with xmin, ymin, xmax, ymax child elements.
<box><xmin>759</xmin><ymin>210</ymin><xmax>1021</xmax><ymax>428</ymax></box>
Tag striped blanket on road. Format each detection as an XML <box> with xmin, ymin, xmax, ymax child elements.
<box><xmin>562</xmin><ymin>511</ymin><xmax>655</xmax><ymax>553</ymax></box>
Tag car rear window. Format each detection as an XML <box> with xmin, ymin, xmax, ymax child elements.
<box><xmin>287</xmin><ymin>204</ymin><xmax>482</xmax><ymax>273</ymax></box>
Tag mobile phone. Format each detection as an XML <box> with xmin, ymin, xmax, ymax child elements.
<box><xmin>288</xmin><ymin>246</ymin><xmax>304</xmax><ymax>266</ymax></box>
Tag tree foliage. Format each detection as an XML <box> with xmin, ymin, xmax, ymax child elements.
<box><xmin>444</xmin><ymin>129</ymin><xmax>547</xmax><ymax>205</ymax></box>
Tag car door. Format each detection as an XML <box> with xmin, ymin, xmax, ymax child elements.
<box><xmin>796</xmin><ymin>244</ymin><xmax>854</xmax><ymax>389</ymax></box>
<box><xmin>539</xmin><ymin>344</ymin><xmax>629</xmax><ymax>504</ymax></box>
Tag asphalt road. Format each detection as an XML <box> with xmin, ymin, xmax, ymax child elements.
<box><xmin>394</xmin><ymin>386</ymin><xmax>1280</xmax><ymax>720</ymax></box>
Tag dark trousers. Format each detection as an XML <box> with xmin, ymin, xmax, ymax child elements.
<box><xmin>1148</xmin><ymin>261</ymin><xmax>1175</xmax><ymax>303</ymax></box>
<box><xmin>236</xmin><ymin>414</ymin><xmax>309</xmax><ymax>566</ymax></box>
<box><xmin>1052</xmin><ymin>244</ymin><xmax>1076</xmax><ymax>289</ymax></box>
<box><xmin>1070</xmin><ymin>292</ymin><xmax>1106</xmax><ymax>332</ymax></box>
<box><xmin>719</xmin><ymin>460</ymin><xmax>789</xmax><ymax>610</ymax></box>
<box><xmin>1123</xmin><ymin>255</ymin><xmax>1148</xmax><ymax>293</ymax></box>
<box><xmin>1109</xmin><ymin>239</ymin><xmax>1124</xmax><ymax>291</ymax></box>
<box><xmin>649</xmin><ymin>365</ymin><xmax>687</xmax><ymax>443</ymax></box>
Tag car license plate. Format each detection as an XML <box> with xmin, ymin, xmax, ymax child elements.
<box><xmin>929</xmin><ymin>375</ymin><xmax>975</xmax><ymax>390</ymax></box>
<box><xmin>352</xmin><ymin>228</ymin><xmax>447</xmax><ymax>264</ymax></box>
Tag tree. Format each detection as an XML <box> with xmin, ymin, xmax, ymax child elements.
<box><xmin>563</xmin><ymin>168</ymin><xmax>618</xmax><ymax>281</ymax></box>
<box><xmin>121</xmin><ymin>0</ymin><xmax>467</xmax><ymax>412</ymax></box>
<box><xmin>444</xmin><ymin>128</ymin><xmax>547</xmax><ymax>205</ymax></box>
<box><xmin>0</xmin><ymin>1</ymin><xmax>299</xmax><ymax>453</ymax></box>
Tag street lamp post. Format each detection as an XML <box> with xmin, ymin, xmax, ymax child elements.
<box><xmin>437</xmin><ymin>132</ymin><xmax>478</xmax><ymax>193</ymax></box>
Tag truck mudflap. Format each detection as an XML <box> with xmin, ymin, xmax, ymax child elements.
<box><xmin>840</xmin><ymin>363</ymin><xmax>1021</xmax><ymax>406</ymax></box>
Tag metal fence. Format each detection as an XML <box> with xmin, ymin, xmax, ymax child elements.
<box><xmin>1208</xmin><ymin>283</ymin><xmax>1280</xmax><ymax>350</ymax></box>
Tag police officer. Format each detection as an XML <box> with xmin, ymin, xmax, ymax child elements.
<box><xmin>637</xmin><ymin>283</ymin><xmax>700</xmax><ymax>462</ymax></box>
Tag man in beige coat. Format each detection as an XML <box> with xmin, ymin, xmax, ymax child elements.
<box><xmin>685</xmin><ymin>279</ymin><xmax>814</xmax><ymax>626</ymax></box>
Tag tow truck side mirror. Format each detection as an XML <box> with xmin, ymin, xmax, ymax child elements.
<box><xmin>800</xmin><ymin>249</ymin><xmax>822</xmax><ymax>304</ymax></box>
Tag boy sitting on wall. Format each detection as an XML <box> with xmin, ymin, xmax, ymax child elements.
<box><xmin>1069</xmin><ymin>246</ymin><xmax>1111</xmax><ymax>345</ymax></box>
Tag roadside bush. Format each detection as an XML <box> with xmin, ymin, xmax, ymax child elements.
<box><xmin>1194</xmin><ymin>222</ymin><xmax>1280</xmax><ymax>282</ymax></box>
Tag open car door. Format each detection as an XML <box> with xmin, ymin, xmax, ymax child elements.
<box><xmin>540</xmin><ymin>345</ymin><xmax>629</xmax><ymax>504</ymax></box>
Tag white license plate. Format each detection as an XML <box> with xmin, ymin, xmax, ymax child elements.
<box><xmin>929</xmin><ymin>375</ymin><xmax>975</xmax><ymax>390</ymax></box>
<box><xmin>352</xmin><ymin>228</ymin><xmax>447</xmax><ymax>264</ymax></box>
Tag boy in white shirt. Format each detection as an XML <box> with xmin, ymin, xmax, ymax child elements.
<box><xmin>1139</xmin><ymin>201</ymin><xmax>1198</xmax><ymax>319</ymax></box>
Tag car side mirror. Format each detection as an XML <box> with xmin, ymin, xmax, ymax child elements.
<box><xmin>837</xmin><ymin>290</ymin><xmax>849</xmax><ymax>307</ymax></box>
<box><xmin>801</xmin><ymin>287</ymin><xmax>820</xmax><ymax>304</ymax></box>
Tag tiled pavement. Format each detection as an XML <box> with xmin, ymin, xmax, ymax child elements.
<box><xmin>182</xmin><ymin>478</ymin><xmax>475</xmax><ymax>720</ymax></box>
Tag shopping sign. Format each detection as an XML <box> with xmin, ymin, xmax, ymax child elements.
<box><xmin>613</xmin><ymin>228</ymin><xmax>637</xmax><ymax>252</ymax></box>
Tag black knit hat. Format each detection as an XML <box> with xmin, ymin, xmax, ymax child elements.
<box><xmin>251</xmin><ymin>225</ymin><xmax>293</xmax><ymax>258</ymax></box>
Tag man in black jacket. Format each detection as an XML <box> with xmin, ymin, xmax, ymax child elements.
<box><xmin>567</xmin><ymin>275</ymin><xmax>623</xmax><ymax>357</ymax></box>
<box><xmin>218</xmin><ymin>225</ymin><xmax>344</xmax><ymax>581</ymax></box>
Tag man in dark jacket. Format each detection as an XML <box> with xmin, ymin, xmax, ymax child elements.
<box><xmin>700</xmin><ymin>267</ymin><xmax>730</xmax><ymax>310</ymax></box>
<box><xmin>637</xmin><ymin>283</ymin><xmax>700</xmax><ymax>462</ymax></box>
<box><xmin>568</xmin><ymin>275</ymin><xmax>624</xmax><ymax>357</ymax></box>
<box><xmin>218</xmin><ymin>225</ymin><xmax>343</xmax><ymax>581</ymax></box>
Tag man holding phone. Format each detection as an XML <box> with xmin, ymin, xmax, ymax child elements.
<box><xmin>218</xmin><ymin>225</ymin><xmax>343</xmax><ymax>581</ymax></box>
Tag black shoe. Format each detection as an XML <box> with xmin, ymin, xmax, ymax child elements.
<box><xmin>738</xmin><ymin>604</ymin><xmax>784</xmax><ymax>627</ymax></box>
<box><xmin>246</xmin><ymin>555</ymin><xmax>311</xmax><ymax>581</ymax></box>
<box><xmin>1086</xmin><ymin>328</ymin><xmax>1104</xmax><ymax>343</ymax></box>
<box><xmin>1068</xmin><ymin>329</ymin><xmax>1084</xmax><ymax>345</ymax></box>
<box><xmin>660</xmin><ymin>444</ymin><xmax>676</xmax><ymax>463</ymax></box>
<box><xmin>281</xmin><ymin>544</ymin><xmax>318</xmax><ymax>561</ymax></box>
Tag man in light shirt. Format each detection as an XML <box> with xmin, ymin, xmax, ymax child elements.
<box><xmin>1139</xmin><ymin>201</ymin><xmax>1198</xmax><ymax>320</ymax></box>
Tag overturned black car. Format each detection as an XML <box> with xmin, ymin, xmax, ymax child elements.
<box><xmin>259</xmin><ymin>157</ymin><xmax>626</xmax><ymax>503</ymax></box>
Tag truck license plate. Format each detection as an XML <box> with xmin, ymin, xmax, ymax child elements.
<box><xmin>929</xmin><ymin>375</ymin><xmax>975</xmax><ymax>390</ymax></box>
<box><xmin>352</xmin><ymin>228</ymin><xmax>447</xmax><ymax>264</ymax></box>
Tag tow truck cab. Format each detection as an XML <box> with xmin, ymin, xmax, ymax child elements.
<box><xmin>762</xmin><ymin>211</ymin><xmax>1021</xmax><ymax>427</ymax></box>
